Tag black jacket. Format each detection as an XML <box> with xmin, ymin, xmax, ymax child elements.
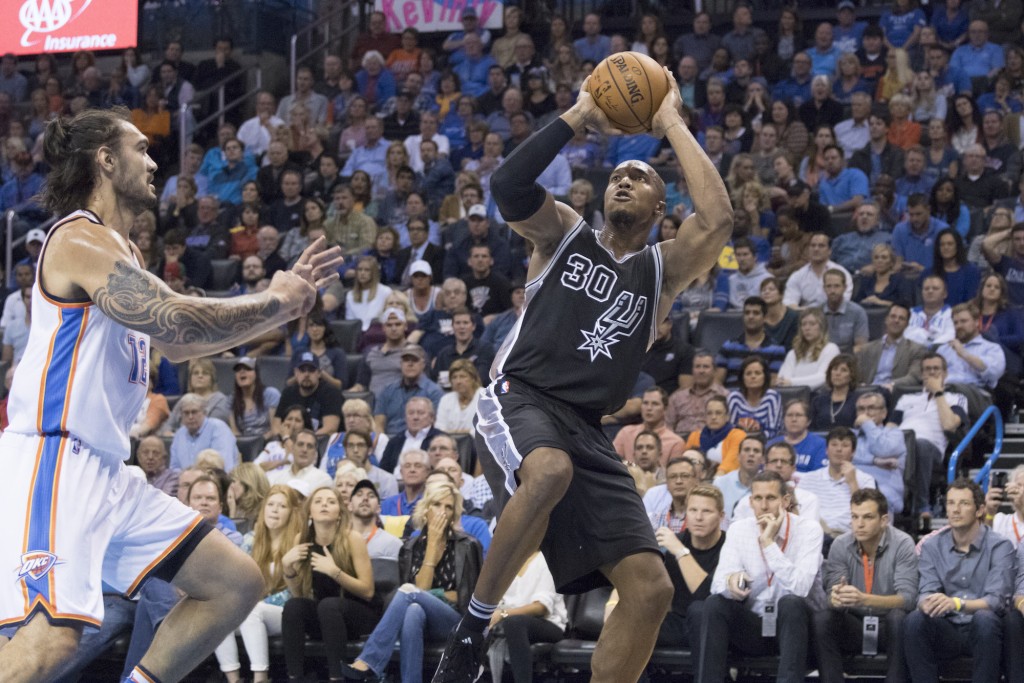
<box><xmin>850</xmin><ymin>142</ymin><xmax>905</xmax><ymax>182</ymax></box>
<box><xmin>398</xmin><ymin>530</ymin><xmax>483</xmax><ymax>614</ymax></box>
<box><xmin>395</xmin><ymin>243</ymin><xmax>444</xmax><ymax>286</ymax></box>
<box><xmin>378</xmin><ymin>426</ymin><xmax>446</xmax><ymax>474</ymax></box>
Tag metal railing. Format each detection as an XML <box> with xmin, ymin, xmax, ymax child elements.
<box><xmin>289</xmin><ymin>0</ymin><xmax>362</xmax><ymax>95</ymax></box>
<box><xmin>5</xmin><ymin>211</ymin><xmax>57</xmax><ymax>289</ymax></box>
<box><xmin>947</xmin><ymin>405</ymin><xmax>1004</xmax><ymax>489</ymax></box>
<box><xmin>178</xmin><ymin>65</ymin><xmax>263</xmax><ymax>171</ymax></box>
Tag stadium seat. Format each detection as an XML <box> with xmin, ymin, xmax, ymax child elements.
<box><xmin>775</xmin><ymin>385</ymin><xmax>810</xmax><ymax>407</ymax></box>
<box><xmin>866</xmin><ymin>306</ymin><xmax>888</xmax><ymax>341</ymax></box>
<box><xmin>210</xmin><ymin>356</ymin><xmax>239</xmax><ymax>395</ymax></box>
<box><xmin>451</xmin><ymin>433</ymin><xmax>475</xmax><ymax>474</ymax></box>
<box><xmin>208</xmin><ymin>259</ymin><xmax>240</xmax><ymax>292</ymax></box>
<box><xmin>345</xmin><ymin>352</ymin><xmax>363</xmax><ymax>389</ymax></box>
<box><xmin>330</xmin><ymin>319</ymin><xmax>363</xmax><ymax>353</ymax></box>
<box><xmin>257</xmin><ymin>356</ymin><xmax>291</xmax><ymax>393</ymax></box>
<box><xmin>694</xmin><ymin>311</ymin><xmax>743</xmax><ymax>353</ymax></box>
<box><xmin>550</xmin><ymin>586</ymin><xmax>612</xmax><ymax>668</ymax></box>
<box><xmin>828</xmin><ymin>211</ymin><xmax>854</xmax><ymax>239</ymax></box>
<box><xmin>342</xmin><ymin>390</ymin><xmax>374</xmax><ymax>412</ymax></box>
<box><xmin>236</xmin><ymin>435</ymin><xmax>266</xmax><ymax>463</ymax></box>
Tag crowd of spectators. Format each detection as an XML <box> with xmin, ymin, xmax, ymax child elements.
<box><xmin>5</xmin><ymin>0</ymin><xmax>1024</xmax><ymax>678</ymax></box>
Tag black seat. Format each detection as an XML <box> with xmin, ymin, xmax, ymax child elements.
<box><xmin>209</xmin><ymin>259</ymin><xmax>240</xmax><ymax>292</ymax></box>
<box><xmin>775</xmin><ymin>385</ymin><xmax>810</xmax><ymax>408</ymax></box>
<box><xmin>346</xmin><ymin>352</ymin><xmax>363</xmax><ymax>389</ymax></box>
<box><xmin>236</xmin><ymin>435</ymin><xmax>266</xmax><ymax>463</ymax></box>
<box><xmin>550</xmin><ymin>586</ymin><xmax>612</xmax><ymax>667</ymax></box>
<box><xmin>342</xmin><ymin>390</ymin><xmax>375</xmax><ymax>412</ymax></box>
<box><xmin>866</xmin><ymin>306</ymin><xmax>889</xmax><ymax>341</ymax></box>
<box><xmin>451</xmin><ymin>433</ymin><xmax>476</xmax><ymax>474</ymax></box>
<box><xmin>257</xmin><ymin>356</ymin><xmax>291</xmax><ymax>394</ymax></box>
<box><xmin>210</xmin><ymin>356</ymin><xmax>239</xmax><ymax>395</ymax></box>
<box><xmin>694</xmin><ymin>311</ymin><xmax>743</xmax><ymax>353</ymax></box>
<box><xmin>330</xmin><ymin>319</ymin><xmax>363</xmax><ymax>353</ymax></box>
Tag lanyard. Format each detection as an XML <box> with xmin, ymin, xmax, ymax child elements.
<box><xmin>861</xmin><ymin>550</ymin><xmax>875</xmax><ymax>595</ymax></box>
<box><xmin>365</xmin><ymin>526</ymin><xmax>378</xmax><ymax>544</ymax></box>
<box><xmin>1013</xmin><ymin>516</ymin><xmax>1022</xmax><ymax>545</ymax></box>
<box><xmin>760</xmin><ymin>513</ymin><xmax>791</xmax><ymax>587</ymax></box>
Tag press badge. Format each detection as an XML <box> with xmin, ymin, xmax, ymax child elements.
<box><xmin>862</xmin><ymin>615</ymin><xmax>879</xmax><ymax>655</ymax></box>
<box><xmin>762</xmin><ymin>602</ymin><xmax>777</xmax><ymax>637</ymax></box>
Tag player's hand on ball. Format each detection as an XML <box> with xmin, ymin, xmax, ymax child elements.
<box><xmin>575</xmin><ymin>76</ymin><xmax>622</xmax><ymax>136</ymax></box>
<box><xmin>651</xmin><ymin>67</ymin><xmax>684</xmax><ymax>139</ymax></box>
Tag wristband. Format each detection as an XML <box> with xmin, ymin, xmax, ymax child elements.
<box><xmin>933</xmin><ymin>390</ymin><xmax>945</xmax><ymax>398</ymax></box>
<box><xmin>1016</xmin><ymin>597</ymin><xmax>1024</xmax><ymax>611</ymax></box>
<box><xmin>986</xmin><ymin>513</ymin><xmax>995</xmax><ymax>521</ymax></box>
<box><xmin>953</xmin><ymin>597</ymin><xmax>962</xmax><ymax>611</ymax></box>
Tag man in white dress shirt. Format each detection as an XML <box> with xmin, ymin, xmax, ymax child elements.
<box><xmin>268</xmin><ymin>429</ymin><xmax>333</xmax><ymax>489</ymax></box>
<box><xmin>695</xmin><ymin>470</ymin><xmax>825</xmax><ymax>683</ymax></box>
<box><xmin>984</xmin><ymin>464</ymin><xmax>1024</xmax><ymax>545</ymax></box>
<box><xmin>782</xmin><ymin>233</ymin><xmax>853</xmax><ymax>308</ymax></box>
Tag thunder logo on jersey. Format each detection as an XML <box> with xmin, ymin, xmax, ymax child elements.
<box><xmin>16</xmin><ymin>551</ymin><xmax>62</xmax><ymax>582</ymax></box>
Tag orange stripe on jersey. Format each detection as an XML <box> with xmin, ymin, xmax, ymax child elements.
<box><xmin>20</xmin><ymin>438</ymin><xmax>46</xmax><ymax>613</ymax></box>
<box><xmin>35</xmin><ymin>311</ymin><xmax>62</xmax><ymax>434</ymax></box>
<box><xmin>0</xmin><ymin>595</ymin><xmax>102</xmax><ymax>629</ymax></box>
<box><xmin>125</xmin><ymin>514</ymin><xmax>203</xmax><ymax>596</ymax></box>
<box><xmin>58</xmin><ymin>309</ymin><xmax>88</xmax><ymax>431</ymax></box>
<box><xmin>35</xmin><ymin>211</ymin><xmax>99</xmax><ymax>308</ymax></box>
<box><xmin>47</xmin><ymin>436</ymin><xmax>67</xmax><ymax>605</ymax></box>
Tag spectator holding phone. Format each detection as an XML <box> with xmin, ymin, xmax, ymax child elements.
<box><xmin>984</xmin><ymin>465</ymin><xmax>1024</xmax><ymax>545</ymax></box>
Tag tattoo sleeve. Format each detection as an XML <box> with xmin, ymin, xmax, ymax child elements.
<box><xmin>93</xmin><ymin>261</ymin><xmax>281</xmax><ymax>346</ymax></box>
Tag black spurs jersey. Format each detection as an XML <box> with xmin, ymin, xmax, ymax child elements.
<box><xmin>493</xmin><ymin>219</ymin><xmax>663</xmax><ymax>414</ymax></box>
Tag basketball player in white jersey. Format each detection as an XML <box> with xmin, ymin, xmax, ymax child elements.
<box><xmin>0</xmin><ymin>107</ymin><xmax>341</xmax><ymax>683</ymax></box>
<box><xmin>431</xmin><ymin>73</ymin><xmax>733</xmax><ymax>682</ymax></box>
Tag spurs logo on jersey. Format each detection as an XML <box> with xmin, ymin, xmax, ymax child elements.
<box><xmin>578</xmin><ymin>291</ymin><xmax>648</xmax><ymax>361</ymax></box>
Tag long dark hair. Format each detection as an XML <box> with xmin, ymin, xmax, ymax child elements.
<box><xmin>932</xmin><ymin>227</ymin><xmax>967</xmax><ymax>275</ymax></box>
<box><xmin>43</xmin><ymin>106</ymin><xmax>132</xmax><ymax>217</ymax></box>
<box><xmin>929</xmin><ymin>178</ymin><xmax>962</xmax><ymax>225</ymax></box>
<box><xmin>232</xmin><ymin>365</ymin><xmax>270</xmax><ymax>430</ymax></box>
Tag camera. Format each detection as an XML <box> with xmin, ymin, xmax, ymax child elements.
<box><xmin>992</xmin><ymin>471</ymin><xmax>1009</xmax><ymax>500</ymax></box>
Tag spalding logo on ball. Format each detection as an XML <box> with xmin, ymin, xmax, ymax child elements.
<box><xmin>588</xmin><ymin>51</ymin><xmax>671</xmax><ymax>134</ymax></box>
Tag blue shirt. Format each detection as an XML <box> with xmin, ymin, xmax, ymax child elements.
<box><xmin>170</xmin><ymin>417</ymin><xmax>237</xmax><ymax>471</ymax></box>
<box><xmin>931</xmin><ymin>6</ymin><xmax>970</xmax><ymax>45</ymax></box>
<box><xmin>207</xmin><ymin>160</ymin><xmax>257</xmax><ymax>206</ymax></box>
<box><xmin>831</xmin><ymin>229</ymin><xmax>893</xmax><ymax>274</ymax></box>
<box><xmin>950</xmin><ymin>42</ymin><xmax>1005</xmax><ymax>79</ymax></box>
<box><xmin>0</xmin><ymin>173</ymin><xmax>45</xmax><ymax>214</ymax></box>
<box><xmin>341</xmin><ymin>138</ymin><xmax>389</xmax><ymax>180</ymax></box>
<box><xmin>809</xmin><ymin>45</ymin><xmax>842</xmax><ymax>77</ymax></box>
<box><xmin>880</xmin><ymin>8</ymin><xmax>926</xmax><ymax>48</ymax></box>
<box><xmin>573</xmin><ymin>35</ymin><xmax>612</xmax><ymax>64</ymax></box>
<box><xmin>771</xmin><ymin>77</ymin><xmax>812</xmax><ymax>108</ymax></box>
<box><xmin>996</xmin><ymin>255</ymin><xmax>1024</xmax><ymax>306</ymax></box>
<box><xmin>918</xmin><ymin>525</ymin><xmax>1015</xmax><ymax>623</ymax></box>
<box><xmin>938</xmin><ymin>335</ymin><xmax>1006</xmax><ymax>389</ymax></box>
<box><xmin>891</xmin><ymin>217</ymin><xmax>948</xmax><ymax>270</ymax></box>
<box><xmin>381</xmin><ymin>490</ymin><xmax>422</xmax><ymax>516</ymax></box>
<box><xmin>768</xmin><ymin>432</ymin><xmax>828</xmax><ymax>472</ymax></box>
<box><xmin>453</xmin><ymin>55</ymin><xmax>498</xmax><ymax>98</ymax></box>
<box><xmin>606</xmin><ymin>134</ymin><xmax>661</xmax><ymax>167</ymax></box>
<box><xmin>853</xmin><ymin>421</ymin><xmax>907</xmax><ymax>515</ymax></box>
<box><xmin>817</xmin><ymin>167</ymin><xmax>870</xmax><ymax>207</ymax></box>
<box><xmin>834</xmin><ymin>22</ymin><xmax>867</xmax><ymax>54</ymax></box>
<box><xmin>374</xmin><ymin>378</ymin><xmax>444</xmax><ymax>436</ymax></box>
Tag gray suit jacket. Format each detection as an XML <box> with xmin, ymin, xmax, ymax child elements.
<box><xmin>856</xmin><ymin>336</ymin><xmax>929</xmax><ymax>387</ymax></box>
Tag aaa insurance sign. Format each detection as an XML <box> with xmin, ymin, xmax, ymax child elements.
<box><xmin>6</xmin><ymin>0</ymin><xmax>139</xmax><ymax>55</ymax></box>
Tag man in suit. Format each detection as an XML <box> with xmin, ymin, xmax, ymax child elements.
<box><xmin>856</xmin><ymin>302</ymin><xmax>928</xmax><ymax>390</ymax></box>
<box><xmin>378</xmin><ymin>396</ymin><xmax>447</xmax><ymax>475</ymax></box>
<box><xmin>394</xmin><ymin>216</ymin><xmax>444</xmax><ymax>288</ymax></box>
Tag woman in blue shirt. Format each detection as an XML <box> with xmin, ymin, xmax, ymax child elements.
<box><xmin>977</xmin><ymin>273</ymin><xmax>1024</xmax><ymax>376</ymax></box>
<box><xmin>927</xmin><ymin>228</ymin><xmax>980</xmax><ymax>306</ymax></box>
<box><xmin>880</xmin><ymin>0</ymin><xmax>927</xmax><ymax>50</ymax></box>
<box><xmin>931</xmin><ymin>0</ymin><xmax>970</xmax><ymax>50</ymax></box>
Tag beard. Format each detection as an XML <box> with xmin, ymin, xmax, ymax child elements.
<box><xmin>113</xmin><ymin>161</ymin><xmax>157</xmax><ymax>215</ymax></box>
<box><xmin>607</xmin><ymin>207</ymin><xmax>637</xmax><ymax>227</ymax></box>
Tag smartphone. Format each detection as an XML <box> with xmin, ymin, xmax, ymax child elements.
<box><xmin>737</xmin><ymin>575</ymin><xmax>748</xmax><ymax>590</ymax></box>
<box><xmin>993</xmin><ymin>471</ymin><xmax>1009</xmax><ymax>500</ymax></box>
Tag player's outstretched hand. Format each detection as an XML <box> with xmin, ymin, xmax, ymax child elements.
<box><xmin>268</xmin><ymin>269</ymin><xmax>317</xmax><ymax>319</ymax></box>
<box><xmin>651</xmin><ymin>67</ymin><xmax>684</xmax><ymax>140</ymax></box>
<box><xmin>292</xmin><ymin>236</ymin><xmax>344</xmax><ymax>290</ymax></box>
<box><xmin>573</xmin><ymin>76</ymin><xmax>622</xmax><ymax>136</ymax></box>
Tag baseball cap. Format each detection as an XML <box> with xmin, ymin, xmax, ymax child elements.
<box><xmin>837</xmin><ymin>0</ymin><xmax>856</xmax><ymax>10</ymax></box>
<box><xmin>400</xmin><ymin>343</ymin><xmax>426</xmax><ymax>361</ymax></box>
<box><xmin>25</xmin><ymin>228</ymin><xmax>46</xmax><ymax>244</ymax></box>
<box><xmin>468</xmin><ymin>204</ymin><xmax>487</xmax><ymax>219</ymax></box>
<box><xmin>461</xmin><ymin>7</ymin><xmax>476</xmax><ymax>19</ymax></box>
<box><xmin>786</xmin><ymin>180</ymin><xmax>811</xmax><ymax>197</ymax></box>
<box><xmin>233</xmin><ymin>356</ymin><xmax>256</xmax><ymax>371</ymax></box>
<box><xmin>410</xmin><ymin>259</ymin><xmax>432</xmax><ymax>277</ymax></box>
<box><xmin>293</xmin><ymin>350</ymin><xmax>319</xmax><ymax>370</ymax></box>
<box><xmin>352</xmin><ymin>479</ymin><xmax>379</xmax><ymax>500</ymax></box>
<box><xmin>382</xmin><ymin>306</ymin><xmax>407</xmax><ymax>323</ymax></box>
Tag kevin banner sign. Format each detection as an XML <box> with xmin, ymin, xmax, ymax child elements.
<box><xmin>7</xmin><ymin>0</ymin><xmax>139</xmax><ymax>56</ymax></box>
<box><xmin>376</xmin><ymin>0</ymin><xmax>504</xmax><ymax>33</ymax></box>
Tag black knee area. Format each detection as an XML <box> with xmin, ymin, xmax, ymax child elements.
<box><xmin>518</xmin><ymin>450</ymin><xmax>574</xmax><ymax>500</ymax></box>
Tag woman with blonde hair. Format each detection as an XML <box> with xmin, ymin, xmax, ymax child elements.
<box><xmin>321</xmin><ymin>398</ymin><xmax>392</xmax><ymax>478</ymax></box>
<box><xmin>436</xmin><ymin>359</ymin><xmax>484</xmax><ymax>435</ymax></box>
<box><xmin>228</xmin><ymin>462</ymin><xmax>271</xmax><ymax>526</ymax></box>
<box><xmin>875</xmin><ymin>48</ymin><xmax>913</xmax><ymax>102</ymax></box>
<box><xmin>568</xmin><ymin>178</ymin><xmax>604</xmax><ymax>232</ymax></box>
<box><xmin>725</xmin><ymin>153</ymin><xmax>757</xmax><ymax>196</ymax></box>
<box><xmin>161</xmin><ymin>358</ymin><xmax>232</xmax><ymax>434</ymax></box>
<box><xmin>381</xmin><ymin>140</ymin><xmax>411</xmax><ymax>198</ymax></box>
<box><xmin>346</xmin><ymin>256</ymin><xmax>393</xmax><ymax>331</ymax></box>
<box><xmin>735</xmin><ymin>181</ymin><xmax>774</xmax><ymax>239</ymax></box>
<box><xmin>343</xmin><ymin>479</ymin><xmax>482</xmax><ymax>683</ymax></box>
<box><xmin>549</xmin><ymin>44</ymin><xmax>581</xmax><ymax>89</ymax></box>
<box><xmin>833</xmin><ymin>53</ymin><xmax>870</xmax><ymax>105</ymax></box>
<box><xmin>334</xmin><ymin>460</ymin><xmax>369</xmax><ymax>503</ymax></box>
<box><xmin>215</xmin><ymin>485</ymin><xmax>306</xmax><ymax>683</ymax></box>
<box><xmin>282</xmin><ymin>486</ymin><xmax>376</xmax><ymax>681</ymax></box>
<box><xmin>777</xmin><ymin>308</ymin><xmax>840</xmax><ymax>390</ymax></box>
<box><xmin>853</xmin><ymin>242</ymin><xmax>914</xmax><ymax>307</ymax></box>
<box><xmin>911</xmin><ymin>71</ymin><xmax>946</xmax><ymax>122</ymax></box>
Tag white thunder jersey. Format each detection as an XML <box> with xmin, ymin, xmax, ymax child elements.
<box><xmin>7</xmin><ymin>210</ymin><xmax>148</xmax><ymax>457</ymax></box>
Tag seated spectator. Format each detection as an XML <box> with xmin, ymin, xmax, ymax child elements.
<box><xmin>228</xmin><ymin>356</ymin><xmax>281</xmax><ymax>439</ymax></box>
<box><xmin>237</xmin><ymin>90</ymin><xmax>285</xmax><ymax>159</ymax></box>
<box><xmin>769</xmin><ymin>400</ymin><xmax>828</xmax><ymax>473</ymax></box>
<box><xmin>646</xmin><ymin>455</ymin><xmax>700</xmax><ymax>531</ymax></box>
<box><xmin>696</xmin><ymin>471</ymin><xmax>824</xmax><ymax>682</ymax></box>
<box><xmin>136</xmin><ymin>435</ymin><xmax>179</xmax><ymax>497</ymax></box>
<box><xmin>346</xmin><ymin>256</ymin><xmax>393</xmax><ymax>332</ymax></box>
<box><xmin>170</xmin><ymin>393</ymin><xmax>238</xmax><ymax>471</ymax></box>
<box><xmin>891</xmin><ymin>193</ymin><xmax>949</xmax><ymax>277</ymax></box>
<box><xmin>822</xmin><ymin>269</ymin><xmax>869</xmax><ymax>354</ymax></box>
<box><xmin>799</xmin><ymin>76</ymin><xmax>845</xmax><ymax>135</ymax></box>
<box><xmin>956</xmin><ymin>144</ymin><xmax>1010</xmax><ymax>210</ymax></box>
<box><xmin>685</xmin><ymin>396</ymin><xmax>747</xmax><ymax>476</ymax></box>
<box><xmin>208</xmin><ymin>138</ymin><xmax>258</xmax><ymax>206</ymax></box>
<box><xmin>268</xmin><ymin>429</ymin><xmax>332</xmax><ymax>489</ymax></box>
<box><xmin>443</xmin><ymin>205</ymin><xmax>513</xmax><ymax>280</ymax></box>
<box><xmin>278</xmin><ymin>66</ymin><xmax>328</xmax><ymax>125</ymax></box>
<box><xmin>728</xmin><ymin>356</ymin><xmax>782</xmax><ymax>439</ymax></box>
<box><xmin>938</xmin><ymin>302</ymin><xmax>1006</xmax><ymax>402</ymax></box>
<box><xmin>976</xmin><ymin>273</ymin><xmax>1024</xmax><ymax>377</ymax></box>
<box><xmin>905</xmin><ymin>275</ymin><xmax>955</xmax><ymax>346</ymax></box>
<box><xmin>341</xmin><ymin>115</ymin><xmax>388</xmax><ymax>181</ymax></box>
<box><xmin>266</xmin><ymin>169</ymin><xmax>305</xmax><ymax>236</ymax></box>
<box><xmin>713</xmin><ymin>435</ymin><xmax>767</xmax><ymax>520</ymax></box>
<box><xmin>326</xmin><ymin>429</ymin><xmax>398</xmax><ymax>500</ymax></box>
<box><xmin>850</xmin><ymin>111</ymin><xmax>906</xmax><ymax>186</ymax></box>
<box><xmin>214</xmin><ymin>484</ymin><xmax>305</xmax><ymax>682</ymax></box>
<box><xmin>411</xmin><ymin>279</ymin><xmax>485</xmax><ymax>359</ymax></box>
<box><xmin>435</xmin><ymin>359</ymin><xmax>485</xmax><ymax>435</ymax></box>
<box><xmin>810</xmin><ymin>354</ymin><xmax>860</xmax><ymax>431</ymax></box>
<box><xmin>814</xmin><ymin>488</ymin><xmax>919</xmax><ymax>683</ymax></box>
<box><xmin>984</xmin><ymin>465</ymin><xmax>1024</xmax><ymax>545</ymax></box>
<box><xmin>733</xmin><ymin>441</ymin><xmax>821</xmax><ymax>521</ymax></box>
<box><xmin>852</xmin><ymin>391</ymin><xmax>907</xmax><ymax>515</ymax></box>
<box><xmin>343</xmin><ymin>479</ymin><xmax>482</xmax><ymax>682</ymax></box>
<box><xmin>903</xmin><ymin>479</ymin><xmax>1014</xmax><ymax>683</ymax></box>
<box><xmin>461</xmin><ymin>245</ymin><xmax>512</xmax><ymax>319</ymax></box>
<box><xmin>715</xmin><ymin>297</ymin><xmax>788</xmax><ymax>386</ymax></box>
<box><xmin>281</xmin><ymin>486</ymin><xmax>376</xmax><ymax>681</ymax></box>
<box><xmin>374</xmin><ymin>346</ymin><xmax>444</xmax><ymax>439</ymax></box>
<box><xmin>894</xmin><ymin>145</ymin><xmax>936</xmax><ymax>211</ymax></box>
<box><xmin>796</xmin><ymin>426</ymin><xmax>877</xmax><ymax>542</ymax></box>
<box><xmin>820</xmin><ymin>145</ymin><xmax>871</xmax><ymax>212</ymax></box>
<box><xmin>726</xmin><ymin>238</ymin><xmax>771</xmax><ymax>309</ymax></box>
<box><xmin>929</xmin><ymin>228</ymin><xmax>980</xmax><ymax>306</ymax></box>
<box><xmin>983</xmin><ymin>222</ymin><xmax>1024</xmax><ymax>306</ymax></box>
<box><xmin>613</xmin><ymin>387</ymin><xmax>687</xmax><ymax>466</ymax></box>
<box><xmin>613</xmin><ymin>484</ymin><xmax>724</xmax><ymax>655</ymax></box>
<box><xmin>783</xmin><ymin>233</ymin><xmax>853</xmax><ymax>309</ymax></box>
<box><xmin>321</xmin><ymin>398</ymin><xmax>391</xmax><ymax>475</ymax></box>
<box><xmin>351</xmin><ymin>308</ymin><xmax>410</xmax><ymax>396</ymax></box>
<box><xmin>778</xmin><ymin>308</ymin><xmax>842</xmax><ymax>390</ymax></box>
<box><xmin>162</xmin><ymin>358</ymin><xmax>232</xmax><ymax>435</ymax></box>
<box><xmin>831</xmin><ymin>203</ymin><xmax>892</xmax><ymax>275</ymax></box>
<box><xmin>887</xmin><ymin>94</ymin><xmax>922</xmax><ymax>150</ymax></box>
<box><xmin>349</xmin><ymin>479</ymin><xmax>404</xmax><ymax>561</ymax></box>
<box><xmin>642</xmin><ymin>316</ymin><xmax>695</xmax><ymax>396</ymax></box>
<box><xmin>856</xmin><ymin>302</ymin><xmax>928</xmax><ymax>388</ymax></box>
<box><xmin>761</xmin><ymin>277</ymin><xmax>800</xmax><ymax>349</ymax></box>
<box><xmin>274</xmin><ymin>353</ymin><xmax>343</xmax><ymax>436</ymax></box>
<box><xmin>667</xmin><ymin>351</ymin><xmax>728</xmax><ymax>437</ymax></box>
<box><xmin>853</xmin><ymin>243</ymin><xmax>915</xmax><ymax>308</ymax></box>
<box><xmin>834</xmin><ymin>93</ymin><xmax>872</xmax><ymax>158</ymax></box>
<box><xmin>892</xmin><ymin>353</ymin><xmax>968</xmax><ymax>521</ymax></box>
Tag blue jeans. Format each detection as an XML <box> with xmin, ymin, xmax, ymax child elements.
<box><xmin>357</xmin><ymin>587</ymin><xmax>460</xmax><ymax>683</ymax></box>
<box><xmin>903</xmin><ymin>609</ymin><xmax>1002</xmax><ymax>683</ymax></box>
<box><xmin>52</xmin><ymin>595</ymin><xmax>137</xmax><ymax>682</ymax></box>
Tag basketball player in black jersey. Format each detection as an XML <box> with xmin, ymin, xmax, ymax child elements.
<box><xmin>428</xmin><ymin>71</ymin><xmax>734</xmax><ymax>683</ymax></box>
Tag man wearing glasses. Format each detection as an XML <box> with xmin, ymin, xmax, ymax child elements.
<box><xmin>853</xmin><ymin>392</ymin><xmax>907</xmax><ymax>516</ymax></box>
<box><xmin>649</xmin><ymin>456</ymin><xmax>699</xmax><ymax>532</ymax></box>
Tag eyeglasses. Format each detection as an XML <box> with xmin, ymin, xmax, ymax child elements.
<box><xmin>766</xmin><ymin>458</ymin><xmax>793</xmax><ymax>467</ymax></box>
<box><xmin>666</xmin><ymin>473</ymin><xmax>695</xmax><ymax>482</ymax></box>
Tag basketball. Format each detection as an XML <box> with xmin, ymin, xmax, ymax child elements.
<box><xmin>587</xmin><ymin>51</ymin><xmax>671</xmax><ymax>134</ymax></box>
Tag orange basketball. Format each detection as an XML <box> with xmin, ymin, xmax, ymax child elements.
<box><xmin>587</xmin><ymin>51</ymin><xmax>671</xmax><ymax>134</ymax></box>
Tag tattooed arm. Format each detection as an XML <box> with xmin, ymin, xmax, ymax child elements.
<box><xmin>41</xmin><ymin>220</ymin><xmax>335</xmax><ymax>362</ymax></box>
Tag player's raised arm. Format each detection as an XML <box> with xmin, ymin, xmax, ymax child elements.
<box><xmin>651</xmin><ymin>68</ymin><xmax>733</xmax><ymax>298</ymax></box>
<box><xmin>490</xmin><ymin>76</ymin><xmax>618</xmax><ymax>261</ymax></box>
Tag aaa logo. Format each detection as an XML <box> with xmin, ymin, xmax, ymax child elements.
<box><xmin>19</xmin><ymin>0</ymin><xmax>93</xmax><ymax>47</ymax></box>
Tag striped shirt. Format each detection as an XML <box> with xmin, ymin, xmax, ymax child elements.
<box><xmin>796</xmin><ymin>466</ymin><xmax>877</xmax><ymax>534</ymax></box>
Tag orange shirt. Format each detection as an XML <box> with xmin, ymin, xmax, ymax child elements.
<box><xmin>888</xmin><ymin>119</ymin><xmax>922</xmax><ymax>150</ymax></box>
<box><xmin>685</xmin><ymin>427</ymin><xmax>748</xmax><ymax>474</ymax></box>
